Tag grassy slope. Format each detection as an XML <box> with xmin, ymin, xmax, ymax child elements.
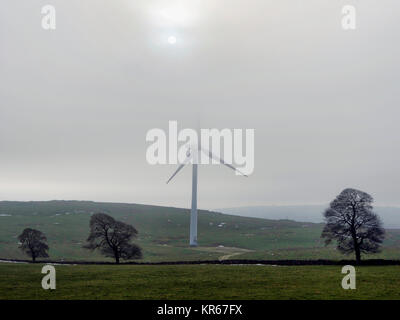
<box><xmin>1</xmin><ymin>263</ymin><xmax>400</xmax><ymax>300</ymax></box>
<box><xmin>1</xmin><ymin>201</ymin><xmax>400</xmax><ymax>262</ymax></box>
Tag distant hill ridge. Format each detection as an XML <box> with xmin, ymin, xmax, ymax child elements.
<box><xmin>218</xmin><ymin>205</ymin><xmax>400</xmax><ymax>228</ymax></box>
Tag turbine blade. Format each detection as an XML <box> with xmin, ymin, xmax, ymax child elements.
<box><xmin>166</xmin><ymin>152</ymin><xmax>192</xmax><ymax>184</ymax></box>
<box><xmin>166</xmin><ymin>163</ymin><xmax>187</xmax><ymax>184</ymax></box>
<box><xmin>201</xmin><ymin>147</ymin><xmax>248</xmax><ymax>177</ymax></box>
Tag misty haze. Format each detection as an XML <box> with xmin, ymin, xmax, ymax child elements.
<box><xmin>1</xmin><ymin>0</ymin><xmax>400</xmax><ymax>303</ymax></box>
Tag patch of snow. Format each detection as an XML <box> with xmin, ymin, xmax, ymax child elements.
<box><xmin>0</xmin><ymin>260</ymin><xmax>29</xmax><ymax>264</ymax></box>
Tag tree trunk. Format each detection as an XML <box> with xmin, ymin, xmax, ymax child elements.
<box><xmin>114</xmin><ymin>251</ymin><xmax>120</xmax><ymax>264</ymax></box>
<box><xmin>350</xmin><ymin>223</ymin><xmax>361</xmax><ymax>264</ymax></box>
<box><xmin>355</xmin><ymin>246</ymin><xmax>361</xmax><ymax>264</ymax></box>
<box><xmin>32</xmin><ymin>255</ymin><xmax>36</xmax><ymax>263</ymax></box>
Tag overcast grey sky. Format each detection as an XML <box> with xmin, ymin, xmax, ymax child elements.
<box><xmin>1</xmin><ymin>0</ymin><xmax>399</xmax><ymax>209</ymax></box>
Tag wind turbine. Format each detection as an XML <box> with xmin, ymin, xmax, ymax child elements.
<box><xmin>166</xmin><ymin>141</ymin><xmax>247</xmax><ymax>247</ymax></box>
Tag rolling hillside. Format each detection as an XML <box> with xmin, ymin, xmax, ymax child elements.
<box><xmin>1</xmin><ymin>201</ymin><xmax>400</xmax><ymax>262</ymax></box>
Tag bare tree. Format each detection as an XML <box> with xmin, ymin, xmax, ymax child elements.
<box><xmin>321</xmin><ymin>188</ymin><xmax>385</xmax><ymax>263</ymax></box>
<box><xmin>84</xmin><ymin>213</ymin><xmax>142</xmax><ymax>264</ymax></box>
<box><xmin>18</xmin><ymin>228</ymin><xmax>49</xmax><ymax>262</ymax></box>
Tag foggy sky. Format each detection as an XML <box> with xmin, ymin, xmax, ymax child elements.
<box><xmin>1</xmin><ymin>0</ymin><xmax>399</xmax><ymax>209</ymax></box>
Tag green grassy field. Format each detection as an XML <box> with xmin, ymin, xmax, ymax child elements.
<box><xmin>1</xmin><ymin>263</ymin><xmax>399</xmax><ymax>300</ymax></box>
<box><xmin>1</xmin><ymin>201</ymin><xmax>400</xmax><ymax>262</ymax></box>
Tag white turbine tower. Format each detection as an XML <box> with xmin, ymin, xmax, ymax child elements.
<box><xmin>166</xmin><ymin>141</ymin><xmax>247</xmax><ymax>247</ymax></box>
